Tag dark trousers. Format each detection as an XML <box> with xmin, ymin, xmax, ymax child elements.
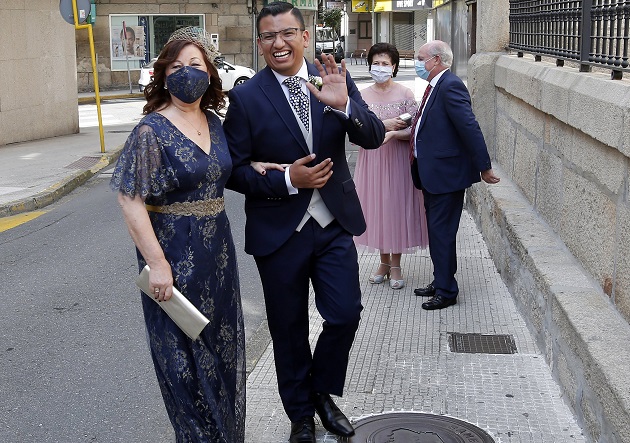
<box><xmin>254</xmin><ymin>219</ymin><xmax>363</xmax><ymax>421</ymax></box>
<box><xmin>422</xmin><ymin>189</ymin><xmax>465</xmax><ymax>299</ymax></box>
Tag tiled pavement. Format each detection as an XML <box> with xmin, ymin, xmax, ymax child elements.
<box><xmin>244</xmin><ymin>207</ymin><xmax>587</xmax><ymax>442</ymax></box>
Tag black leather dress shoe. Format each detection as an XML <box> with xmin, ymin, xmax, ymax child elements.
<box><xmin>422</xmin><ymin>294</ymin><xmax>457</xmax><ymax>310</ymax></box>
<box><xmin>414</xmin><ymin>283</ymin><xmax>436</xmax><ymax>297</ymax></box>
<box><xmin>312</xmin><ymin>392</ymin><xmax>355</xmax><ymax>437</ymax></box>
<box><xmin>290</xmin><ymin>417</ymin><xmax>316</xmax><ymax>443</ymax></box>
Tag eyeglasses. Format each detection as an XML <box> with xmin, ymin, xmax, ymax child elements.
<box><xmin>258</xmin><ymin>27</ymin><xmax>303</xmax><ymax>44</ymax></box>
<box><xmin>416</xmin><ymin>54</ymin><xmax>438</xmax><ymax>63</ymax></box>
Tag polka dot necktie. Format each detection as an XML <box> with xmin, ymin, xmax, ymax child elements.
<box><xmin>283</xmin><ymin>76</ymin><xmax>310</xmax><ymax>132</ymax></box>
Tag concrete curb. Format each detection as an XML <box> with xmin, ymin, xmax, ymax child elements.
<box><xmin>467</xmin><ymin>165</ymin><xmax>630</xmax><ymax>443</ymax></box>
<box><xmin>245</xmin><ymin>319</ymin><xmax>272</xmax><ymax>376</ymax></box>
<box><xmin>78</xmin><ymin>93</ymin><xmax>144</xmax><ymax>105</ymax></box>
<box><xmin>0</xmin><ymin>146</ymin><xmax>124</xmax><ymax>218</ymax></box>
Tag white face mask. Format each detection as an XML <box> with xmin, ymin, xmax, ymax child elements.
<box><xmin>370</xmin><ymin>65</ymin><xmax>393</xmax><ymax>84</ymax></box>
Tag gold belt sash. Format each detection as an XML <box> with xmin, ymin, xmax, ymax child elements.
<box><xmin>146</xmin><ymin>197</ymin><xmax>224</xmax><ymax>217</ymax></box>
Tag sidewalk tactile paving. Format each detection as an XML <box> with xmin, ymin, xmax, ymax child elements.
<box><xmin>245</xmin><ymin>210</ymin><xmax>586</xmax><ymax>442</ymax></box>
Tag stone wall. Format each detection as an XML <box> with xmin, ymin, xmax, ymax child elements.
<box><xmin>467</xmin><ymin>51</ymin><xmax>630</xmax><ymax>442</ymax></box>
<box><xmin>463</xmin><ymin>3</ymin><xmax>630</xmax><ymax>440</ymax></box>
<box><xmin>0</xmin><ymin>1</ymin><xmax>79</xmax><ymax>146</ymax></box>
<box><xmin>485</xmin><ymin>55</ymin><xmax>630</xmax><ymax>324</ymax></box>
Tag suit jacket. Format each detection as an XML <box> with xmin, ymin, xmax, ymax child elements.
<box><xmin>412</xmin><ymin>69</ymin><xmax>492</xmax><ymax>194</ymax></box>
<box><xmin>224</xmin><ymin>62</ymin><xmax>385</xmax><ymax>256</ymax></box>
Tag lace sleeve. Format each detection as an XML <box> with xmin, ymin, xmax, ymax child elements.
<box><xmin>109</xmin><ymin>123</ymin><xmax>177</xmax><ymax>198</ymax></box>
<box><xmin>403</xmin><ymin>98</ymin><xmax>419</xmax><ymax>119</ymax></box>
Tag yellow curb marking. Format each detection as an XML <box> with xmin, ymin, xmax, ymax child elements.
<box><xmin>0</xmin><ymin>211</ymin><xmax>47</xmax><ymax>232</ymax></box>
<box><xmin>91</xmin><ymin>155</ymin><xmax>110</xmax><ymax>172</ymax></box>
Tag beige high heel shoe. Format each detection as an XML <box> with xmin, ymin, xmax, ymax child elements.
<box><xmin>389</xmin><ymin>266</ymin><xmax>405</xmax><ymax>289</ymax></box>
<box><xmin>369</xmin><ymin>263</ymin><xmax>390</xmax><ymax>284</ymax></box>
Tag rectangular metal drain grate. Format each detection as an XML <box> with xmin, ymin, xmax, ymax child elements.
<box><xmin>448</xmin><ymin>333</ymin><xmax>517</xmax><ymax>354</ymax></box>
<box><xmin>65</xmin><ymin>156</ymin><xmax>102</xmax><ymax>170</ymax></box>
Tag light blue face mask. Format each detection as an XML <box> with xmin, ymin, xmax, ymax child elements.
<box><xmin>414</xmin><ymin>55</ymin><xmax>436</xmax><ymax>80</ymax></box>
<box><xmin>369</xmin><ymin>65</ymin><xmax>393</xmax><ymax>84</ymax></box>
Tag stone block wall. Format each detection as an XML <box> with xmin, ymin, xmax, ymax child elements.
<box><xmin>0</xmin><ymin>1</ymin><xmax>79</xmax><ymax>146</ymax></box>
<box><xmin>467</xmin><ymin>51</ymin><xmax>630</xmax><ymax>442</ymax></box>
<box><xmin>449</xmin><ymin>2</ymin><xmax>630</xmax><ymax>440</ymax></box>
<box><xmin>491</xmin><ymin>55</ymin><xmax>630</xmax><ymax>324</ymax></box>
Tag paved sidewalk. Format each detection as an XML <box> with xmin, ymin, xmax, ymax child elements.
<box><xmin>0</xmin><ymin>62</ymin><xmax>589</xmax><ymax>442</ymax></box>
<box><xmin>0</xmin><ymin>127</ymin><xmax>127</xmax><ymax>217</ymax></box>
<box><xmin>244</xmin><ymin>207</ymin><xmax>587</xmax><ymax>442</ymax></box>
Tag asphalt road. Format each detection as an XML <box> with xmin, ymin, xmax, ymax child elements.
<box><xmin>0</xmin><ymin>175</ymin><xmax>175</xmax><ymax>441</ymax></box>
<box><xmin>0</xmin><ymin>162</ymin><xmax>263</xmax><ymax>443</ymax></box>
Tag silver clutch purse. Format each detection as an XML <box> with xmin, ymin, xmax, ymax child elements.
<box><xmin>399</xmin><ymin>112</ymin><xmax>412</xmax><ymax>126</ymax></box>
<box><xmin>135</xmin><ymin>265</ymin><xmax>210</xmax><ymax>340</ymax></box>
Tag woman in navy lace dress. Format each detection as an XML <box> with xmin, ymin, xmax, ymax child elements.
<box><xmin>110</xmin><ymin>28</ymin><xmax>253</xmax><ymax>442</ymax></box>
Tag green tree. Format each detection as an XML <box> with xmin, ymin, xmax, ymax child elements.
<box><xmin>320</xmin><ymin>8</ymin><xmax>343</xmax><ymax>36</ymax></box>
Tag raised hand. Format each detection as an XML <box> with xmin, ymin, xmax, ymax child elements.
<box><xmin>305</xmin><ymin>54</ymin><xmax>348</xmax><ymax>112</ymax></box>
<box><xmin>289</xmin><ymin>153</ymin><xmax>333</xmax><ymax>189</ymax></box>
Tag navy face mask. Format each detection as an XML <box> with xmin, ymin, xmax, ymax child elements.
<box><xmin>166</xmin><ymin>66</ymin><xmax>210</xmax><ymax>103</ymax></box>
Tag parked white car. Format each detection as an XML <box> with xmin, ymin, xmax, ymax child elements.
<box><xmin>215</xmin><ymin>59</ymin><xmax>256</xmax><ymax>90</ymax></box>
<box><xmin>138</xmin><ymin>58</ymin><xmax>157</xmax><ymax>92</ymax></box>
<box><xmin>139</xmin><ymin>58</ymin><xmax>254</xmax><ymax>92</ymax></box>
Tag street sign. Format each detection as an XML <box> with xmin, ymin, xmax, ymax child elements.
<box><xmin>352</xmin><ymin>0</ymin><xmax>399</xmax><ymax>13</ymax></box>
<box><xmin>351</xmin><ymin>1</ymin><xmax>371</xmax><ymax>13</ymax></box>
<box><xmin>392</xmin><ymin>0</ymin><xmax>433</xmax><ymax>11</ymax></box>
<box><xmin>59</xmin><ymin>0</ymin><xmax>92</xmax><ymax>25</ymax></box>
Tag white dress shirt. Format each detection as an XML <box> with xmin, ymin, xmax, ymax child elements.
<box><xmin>413</xmin><ymin>69</ymin><xmax>447</xmax><ymax>158</ymax></box>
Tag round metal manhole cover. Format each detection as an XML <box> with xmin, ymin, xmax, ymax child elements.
<box><xmin>345</xmin><ymin>412</ymin><xmax>495</xmax><ymax>443</ymax></box>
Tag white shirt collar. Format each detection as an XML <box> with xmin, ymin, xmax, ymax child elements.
<box><xmin>429</xmin><ymin>68</ymin><xmax>448</xmax><ymax>87</ymax></box>
<box><xmin>271</xmin><ymin>59</ymin><xmax>309</xmax><ymax>85</ymax></box>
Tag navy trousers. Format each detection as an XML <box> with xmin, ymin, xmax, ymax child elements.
<box><xmin>254</xmin><ymin>219</ymin><xmax>362</xmax><ymax>421</ymax></box>
<box><xmin>422</xmin><ymin>189</ymin><xmax>465</xmax><ymax>299</ymax></box>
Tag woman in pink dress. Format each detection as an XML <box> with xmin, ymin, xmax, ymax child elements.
<box><xmin>354</xmin><ymin>43</ymin><xmax>428</xmax><ymax>290</ymax></box>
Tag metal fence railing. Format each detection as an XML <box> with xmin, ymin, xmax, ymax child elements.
<box><xmin>509</xmin><ymin>0</ymin><xmax>630</xmax><ymax>79</ymax></box>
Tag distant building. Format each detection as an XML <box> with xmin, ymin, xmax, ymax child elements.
<box><xmin>77</xmin><ymin>0</ymin><xmax>458</xmax><ymax>92</ymax></box>
<box><xmin>76</xmin><ymin>0</ymin><xmax>317</xmax><ymax>91</ymax></box>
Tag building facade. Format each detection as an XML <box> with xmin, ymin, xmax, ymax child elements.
<box><xmin>78</xmin><ymin>0</ymin><xmax>449</xmax><ymax>92</ymax></box>
<box><xmin>344</xmin><ymin>0</ymin><xmax>433</xmax><ymax>57</ymax></box>
<box><xmin>0</xmin><ymin>0</ymin><xmax>477</xmax><ymax>144</ymax></box>
<box><xmin>77</xmin><ymin>0</ymin><xmax>318</xmax><ymax>91</ymax></box>
<box><xmin>0</xmin><ymin>2</ymin><xmax>79</xmax><ymax>146</ymax></box>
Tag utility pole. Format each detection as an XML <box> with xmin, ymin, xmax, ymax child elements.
<box><xmin>371</xmin><ymin>0</ymin><xmax>376</xmax><ymax>45</ymax></box>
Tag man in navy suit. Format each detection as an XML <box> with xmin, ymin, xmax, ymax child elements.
<box><xmin>410</xmin><ymin>40</ymin><xmax>500</xmax><ymax>310</ymax></box>
<box><xmin>223</xmin><ymin>3</ymin><xmax>385</xmax><ymax>442</ymax></box>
